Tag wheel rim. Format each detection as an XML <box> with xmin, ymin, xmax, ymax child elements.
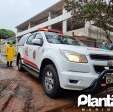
<box><xmin>44</xmin><ymin>71</ymin><xmax>54</xmax><ymax>91</ymax></box>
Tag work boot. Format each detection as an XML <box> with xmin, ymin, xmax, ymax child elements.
<box><xmin>10</xmin><ymin>61</ymin><xmax>13</xmax><ymax>67</ymax></box>
<box><xmin>7</xmin><ymin>62</ymin><xmax>9</xmax><ymax>67</ymax></box>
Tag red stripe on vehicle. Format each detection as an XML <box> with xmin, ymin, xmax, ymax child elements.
<box><xmin>22</xmin><ymin>58</ymin><xmax>38</xmax><ymax>69</ymax></box>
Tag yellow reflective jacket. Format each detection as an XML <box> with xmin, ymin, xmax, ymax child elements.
<box><xmin>5</xmin><ymin>44</ymin><xmax>16</xmax><ymax>62</ymax></box>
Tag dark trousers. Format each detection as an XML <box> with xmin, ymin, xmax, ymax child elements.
<box><xmin>7</xmin><ymin>61</ymin><xmax>12</xmax><ymax>67</ymax></box>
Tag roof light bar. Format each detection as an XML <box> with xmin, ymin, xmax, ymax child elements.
<box><xmin>38</xmin><ymin>28</ymin><xmax>63</xmax><ymax>35</ymax></box>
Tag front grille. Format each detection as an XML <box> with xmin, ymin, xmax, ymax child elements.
<box><xmin>90</xmin><ymin>54</ymin><xmax>113</xmax><ymax>61</ymax></box>
<box><xmin>94</xmin><ymin>65</ymin><xmax>113</xmax><ymax>74</ymax></box>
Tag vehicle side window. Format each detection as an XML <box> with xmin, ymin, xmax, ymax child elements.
<box><xmin>18</xmin><ymin>34</ymin><xmax>30</xmax><ymax>46</ymax></box>
<box><xmin>26</xmin><ymin>33</ymin><xmax>36</xmax><ymax>45</ymax></box>
<box><xmin>35</xmin><ymin>33</ymin><xmax>43</xmax><ymax>39</ymax></box>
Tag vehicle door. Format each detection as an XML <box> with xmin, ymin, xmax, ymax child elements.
<box><xmin>23</xmin><ymin>33</ymin><xmax>36</xmax><ymax>68</ymax></box>
<box><xmin>31</xmin><ymin>33</ymin><xmax>44</xmax><ymax>70</ymax></box>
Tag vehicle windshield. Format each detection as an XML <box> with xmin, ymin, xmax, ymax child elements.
<box><xmin>97</xmin><ymin>41</ymin><xmax>110</xmax><ymax>50</ymax></box>
<box><xmin>45</xmin><ymin>32</ymin><xmax>110</xmax><ymax>50</ymax></box>
<box><xmin>45</xmin><ymin>32</ymin><xmax>84</xmax><ymax>46</ymax></box>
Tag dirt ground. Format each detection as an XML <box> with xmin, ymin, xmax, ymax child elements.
<box><xmin>0</xmin><ymin>63</ymin><xmax>113</xmax><ymax>112</ymax></box>
<box><xmin>0</xmin><ymin>64</ymin><xmax>74</xmax><ymax>112</ymax></box>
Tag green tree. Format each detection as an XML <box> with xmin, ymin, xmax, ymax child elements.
<box><xmin>0</xmin><ymin>29</ymin><xmax>15</xmax><ymax>39</ymax></box>
<box><xmin>64</xmin><ymin>0</ymin><xmax>113</xmax><ymax>43</ymax></box>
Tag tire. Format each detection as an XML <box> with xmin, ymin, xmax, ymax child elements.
<box><xmin>42</xmin><ymin>64</ymin><xmax>61</xmax><ymax>98</ymax></box>
<box><xmin>18</xmin><ymin>57</ymin><xmax>24</xmax><ymax>71</ymax></box>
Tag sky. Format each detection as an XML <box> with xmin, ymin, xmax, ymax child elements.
<box><xmin>0</xmin><ymin>0</ymin><xmax>60</xmax><ymax>32</ymax></box>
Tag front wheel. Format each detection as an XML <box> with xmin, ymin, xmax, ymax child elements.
<box><xmin>42</xmin><ymin>64</ymin><xmax>61</xmax><ymax>98</ymax></box>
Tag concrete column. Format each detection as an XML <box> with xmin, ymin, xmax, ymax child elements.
<box><xmin>48</xmin><ymin>12</ymin><xmax>52</xmax><ymax>29</ymax></box>
<box><xmin>63</xmin><ymin>20</ymin><xmax>67</xmax><ymax>33</ymax></box>
<box><xmin>28</xmin><ymin>22</ymin><xmax>31</xmax><ymax>29</ymax></box>
<box><xmin>62</xmin><ymin>8</ymin><xmax>67</xmax><ymax>33</ymax></box>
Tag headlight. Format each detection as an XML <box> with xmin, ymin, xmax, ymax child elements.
<box><xmin>61</xmin><ymin>50</ymin><xmax>88</xmax><ymax>63</ymax></box>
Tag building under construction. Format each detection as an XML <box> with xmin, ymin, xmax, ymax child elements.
<box><xmin>16</xmin><ymin>0</ymin><xmax>112</xmax><ymax>46</ymax></box>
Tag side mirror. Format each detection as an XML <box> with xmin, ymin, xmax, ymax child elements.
<box><xmin>32</xmin><ymin>38</ymin><xmax>43</xmax><ymax>46</ymax></box>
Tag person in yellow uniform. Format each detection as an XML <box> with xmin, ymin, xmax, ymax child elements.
<box><xmin>5</xmin><ymin>42</ymin><xmax>16</xmax><ymax>67</ymax></box>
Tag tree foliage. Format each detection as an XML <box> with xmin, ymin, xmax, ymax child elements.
<box><xmin>0</xmin><ymin>29</ymin><xmax>15</xmax><ymax>39</ymax></box>
<box><xmin>64</xmin><ymin>0</ymin><xmax>113</xmax><ymax>43</ymax></box>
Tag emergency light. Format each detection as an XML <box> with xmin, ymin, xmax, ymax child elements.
<box><xmin>38</xmin><ymin>28</ymin><xmax>63</xmax><ymax>35</ymax></box>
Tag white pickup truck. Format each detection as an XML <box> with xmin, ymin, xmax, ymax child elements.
<box><xmin>17</xmin><ymin>29</ymin><xmax>113</xmax><ymax>98</ymax></box>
